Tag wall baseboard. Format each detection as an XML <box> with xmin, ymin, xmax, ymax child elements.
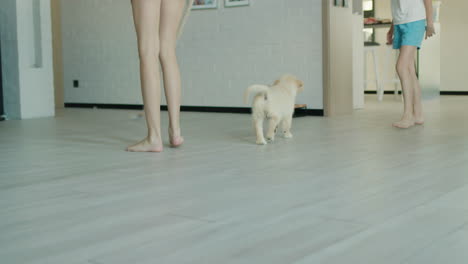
<box><xmin>364</xmin><ymin>91</ymin><xmax>402</xmax><ymax>95</ymax></box>
<box><xmin>65</xmin><ymin>103</ymin><xmax>143</xmax><ymax>110</ymax></box>
<box><xmin>365</xmin><ymin>91</ymin><xmax>468</xmax><ymax>96</ymax></box>
<box><xmin>440</xmin><ymin>91</ymin><xmax>468</xmax><ymax>95</ymax></box>
<box><xmin>64</xmin><ymin>103</ymin><xmax>325</xmax><ymax>117</ymax></box>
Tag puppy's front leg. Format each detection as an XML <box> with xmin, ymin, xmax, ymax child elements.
<box><xmin>254</xmin><ymin>118</ymin><xmax>267</xmax><ymax>145</ymax></box>
<box><xmin>266</xmin><ymin>116</ymin><xmax>279</xmax><ymax>141</ymax></box>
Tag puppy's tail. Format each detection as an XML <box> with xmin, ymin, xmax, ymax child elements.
<box><xmin>244</xmin><ymin>85</ymin><xmax>269</xmax><ymax>104</ymax></box>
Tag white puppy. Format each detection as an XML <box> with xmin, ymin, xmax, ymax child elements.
<box><xmin>244</xmin><ymin>74</ymin><xmax>304</xmax><ymax>145</ymax></box>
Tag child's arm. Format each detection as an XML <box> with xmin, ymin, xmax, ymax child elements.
<box><xmin>387</xmin><ymin>22</ymin><xmax>394</xmax><ymax>45</ymax></box>
<box><xmin>424</xmin><ymin>0</ymin><xmax>436</xmax><ymax>39</ymax></box>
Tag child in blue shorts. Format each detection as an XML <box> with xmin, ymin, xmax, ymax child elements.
<box><xmin>387</xmin><ymin>0</ymin><xmax>436</xmax><ymax>128</ymax></box>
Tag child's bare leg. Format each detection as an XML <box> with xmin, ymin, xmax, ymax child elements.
<box><xmin>393</xmin><ymin>45</ymin><xmax>417</xmax><ymax>129</ymax></box>
<box><xmin>412</xmin><ymin>68</ymin><xmax>424</xmax><ymax>124</ymax></box>
<box><xmin>127</xmin><ymin>0</ymin><xmax>163</xmax><ymax>152</ymax></box>
<box><xmin>160</xmin><ymin>0</ymin><xmax>185</xmax><ymax>147</ymax></box>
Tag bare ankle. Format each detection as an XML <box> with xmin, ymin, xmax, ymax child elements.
<box><xmin>402</xmin><ymin>114</ymin><xmax>414</xmax><ymax>120</ymax></box>
<box><xmin>147</xmin><ymin>135</ymin><xmax>161</xmax><ymax>143</ymax></box>
<box><xmin>169</xmin><ymin>127</ymin><xmax>181</xmax><ymax>137</ymax></box>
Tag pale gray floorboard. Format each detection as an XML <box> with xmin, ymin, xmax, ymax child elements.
<box><xmin>429</xmin><ymin>185</ymin><xmax>468</xmax><ymax>211</ymax></box>
<box><xmin>0</xmin><ymin>96</ymin><xmax>467</xmax><ymax>264</ymax></box>
<box><xmin>402</xmin><ymin>223</ymin><xmax>468</xmax><ymax>264</ymax></box>
<box><xmin>94</xmin><ymin>215</ymin><xmax>365</xmax><ymax>264</ymax></box>
<box><xmin>294</xmin><ymin>205</ymin><xmax>468</xmax><ymax>264</ymax></box>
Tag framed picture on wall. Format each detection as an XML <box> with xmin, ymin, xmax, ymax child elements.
<box><xmin>343</xmin><ymin>0</ymin><xmax>349</xmax><ymax>7</ymax></box>
<box><xmin>192</xmin><ymin>0</ymin><xmax>218</xmax><ymax>10</ymax></box>
<box><xmin>225</xmin><ymin>0</ymin><xmax>249</xmax><ymax>7</ymax></box>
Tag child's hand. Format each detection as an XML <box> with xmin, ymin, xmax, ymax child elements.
<box><xmin>426</xmin><ymin>23</ymin><xmax>436</xmax><ymax>39</ymax></box>
<box><xmin>386</xmin><ymin>29</ymin><xmax>394</xmax><ymax>45</ymax></box>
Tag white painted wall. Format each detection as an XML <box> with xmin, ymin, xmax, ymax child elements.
<box><xmin>352</xmin><ymin>9</ymin><xmax>364</xmax><ymax>109</ymax></box>
<box><xmin>323</xmin><ymin>1</ymin><xmax>354</xmax><ymax>116</ymax></box>
<box><xmin>61</xmin><ymin>0</ymin><xmax>324</xmax><ymax>109</ymax></box>
<box><xmin>0</xmin><ymin>0</ymin><xmax>55</xmax><ymax>120</ymax></box>
<box><xmin>440</xmin><ymin>0</ymin><xmax>468</xmax><ymax>91</ymax></box>
<box><xmin>0</xmin><ymin>0</ymin><xmax>21</xmax><ymax>119</ymax></box>
<box><xmin>16</xmin><ymin>0</ymin><xmax>55</xmax><ymax>118</ymax></box>
<box><xmin>51</xmin><ymin>0</ymin><xmax>64</xmax><ymax>108</ymax></box>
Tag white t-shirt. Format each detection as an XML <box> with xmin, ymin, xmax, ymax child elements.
<box><xmin>391</xmin><ymin>0</ymin><xmax>427</xmax><ymax>25</ymax></box>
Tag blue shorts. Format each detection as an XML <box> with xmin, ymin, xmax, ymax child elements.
<box><xmin>393</xmin><ymin>19</ymin><xmax>426</xmax><ymax>50</ymax></box>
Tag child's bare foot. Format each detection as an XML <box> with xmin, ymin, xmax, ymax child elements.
<box><xmin>414</xmin><ymin>103</ymin><xmax>424</xmax><ymax>125</ymax></box>
<box><xmin>170</xmin><ymin>136</ymin><xmax>184</xmax><ymax>148</ymax></box>
<box><xmin>169</xmin><ymin>128</ymin><xmax>184</xmax><ymax>148</ymax></box>
<box><xmin>414</xmin><ymin>118</ymin><xmax>425</xmax><ymax>125</ymax></box>
<box><xmin>126</xmin><ymin>137</ymin><xmax>163</xmax><ymax>152</ymax></box>
<box><xmin>392</xmin><ymin>118</ymin><xmax>415</xmax><ymax>129</ymax></box>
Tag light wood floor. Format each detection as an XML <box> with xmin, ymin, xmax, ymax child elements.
<box><xmin>1</xmin><ymin>95</ymin><xmax>468</xmax><ymax>264</ymax></box>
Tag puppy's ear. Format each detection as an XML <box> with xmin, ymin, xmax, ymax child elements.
<box><xmin>296</xmin><ymin>80</ymin><xmax>304</xmax><ymax>92</ymax></box>
<box><xmin>273</xmin><ymin>79</ymin><xmax>280</xmax><ymax>86</ymax></box>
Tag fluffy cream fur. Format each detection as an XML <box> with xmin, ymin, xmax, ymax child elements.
<box><xmin>244</xmin><ymin>74</ymin><xmax>304</xmax><ymax>145</ymax></box>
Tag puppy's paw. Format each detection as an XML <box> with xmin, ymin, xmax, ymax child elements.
<box><xmin>256</xmin><ymin>139</ymin><xmax>267</xmax><ymax>145</ymax></box>
<box><xmin>266</xmin><ymin>135</ymin><xmax>275</xmax><ymax>142</ymax></box>
<box><xmin>284</xmin><ymin>132</ymin><xmax>293</xmax><ymax>139</ymax></box>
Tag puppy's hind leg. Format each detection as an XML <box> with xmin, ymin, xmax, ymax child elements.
<box><xmin>266</xmin><ymin>116</ymin><xmax>280</xmax><ymax>141</ymax></box>
<box><xmin>254</xmin><ymin>117</ymin><xmax>267</xmax><ymax>145</ymax></box>
<box><xmin>282</xmin><ymin>116</ymin><xmax>293</xmax><ymax>138</ymax></box>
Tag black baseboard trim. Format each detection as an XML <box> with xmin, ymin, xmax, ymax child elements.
<box><xmin>440</xmin><ymin>91</ymin><xmax>468</xmax><ymax>96</ymax></box>
<box><xmin>365</xmin><ymin>91</ymin><xmax>402</xmax><ymax>95</ymax></box>
<box><xmin>365</xmin><ymin>91</ymin><xmax>468</xmax><ymax>96</ymax></box>
<box><xmin>65</xmin><ymin>103</ymin><xmax>143</xmax><ymax>110</ymax></box>
<box><xmin>64</xmin><ymin>103</ymin><xmax>324</xmax><ymax>116</ymax></box>
<box><xmin>179</xmin><ymin>106</ymin><xmax>251</xmax><ymax>114</ymax></box>
<box><xmin>293</xmin><ymin>109</ymin><xmax>324</xmax><ymax>117</ymax></box>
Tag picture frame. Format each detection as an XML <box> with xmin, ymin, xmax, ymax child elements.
<box><xmin>343</xmin><ymin>0</ymin><xmax>349</xmax><ymax>8</ymax></box>
<box><xmin>225</xmin><ymin>0</ymin><xmax>249</xmax><ymax>7</ymax></box>
<box><xmin>192</xmin><ymin>0</ymin><xmax>218</xmax><ymax>10</ymax></box>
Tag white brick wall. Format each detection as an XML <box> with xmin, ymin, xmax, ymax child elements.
<box><xmin>62</xmin><ymin>0</ymin><xmax>323</xmax><ymax>109</ymax></box>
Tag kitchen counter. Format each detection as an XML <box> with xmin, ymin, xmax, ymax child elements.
<box><xmin>364</xmin><ymin>22</ymin><xmax>392</xmax><ymax>29</ymax></box>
